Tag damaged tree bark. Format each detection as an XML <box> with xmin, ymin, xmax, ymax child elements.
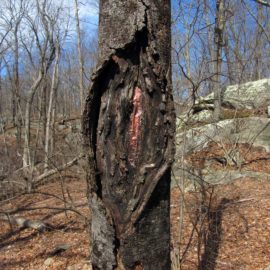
<box><xmin>82</xmin><ymin>1</ymin><xmax>175</xmax><ymax>269</ymax></box>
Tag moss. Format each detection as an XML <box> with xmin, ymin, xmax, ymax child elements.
<box><xmin>177</xmin><ymin>120</ymin><xmax>212</xmax><ymax>131</ymax></box>
<box><xmin>220</xmin><ymin>109</ymin><xmax>253</xmax><ymax>120</ymax></box>
<box><xmin>177</xmin><ymin>108</ymin><xmax>255</xmax><ymax>132</ymax></box>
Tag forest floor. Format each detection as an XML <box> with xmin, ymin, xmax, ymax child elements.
<box><xmin>0</xmin><ymin>134</ymin><xmax>270</xmax><ymax>269</ymax></box>
<box><xmin>0</xmin><ymin>178</ymin><xmax>91</xmax><ymax>270</ymax></box>
<box><xmin>171</xmin><ymin>143</ymin><xmax>270</xmax><ymax>270</ymax></box>
<box><xmin>171</xmin><ymin>177</ymin><xmax>270</xmax><ymax>270</ymax></box>
<box><xmin>0</xmin><ymin>174</ymin><xmax>269</xmax><ymax>269</ymax></box>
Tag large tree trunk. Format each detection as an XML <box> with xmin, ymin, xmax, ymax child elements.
<box><xmin>82</xmin><ymin>1</ymin><xmax>175</xmax><ymax>269</ymax></box>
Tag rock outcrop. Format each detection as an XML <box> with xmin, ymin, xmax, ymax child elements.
<box><xmin>173</xmin><ymin>78</ymin><xmax>270</xmax><ymax>189</ymax></box>
<box><xmin>204</xmin><ymin>78</ymin><xmax>270</xmax><ymax>110</ymax></box>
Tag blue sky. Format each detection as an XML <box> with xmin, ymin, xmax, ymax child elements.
<box><xmin>74</xmin><ymin>0</ymin><xmax>99</xmax><ymax>32</ymax></box>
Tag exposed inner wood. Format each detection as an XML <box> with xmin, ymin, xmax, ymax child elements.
<box><xmin>128</xmin><ymin>87</ymin><xmax>143</xmax><ymax>166</ymax></box>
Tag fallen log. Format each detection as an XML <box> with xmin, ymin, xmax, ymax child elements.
<box><xmin>0</xmin><ymin>214</ymin><xmax>49</xmax><ymax>232</ymax></box>
<box><xmin>35</xmin><ymin>153</ymin><xmax>84</xmax><ymax>185</ymax></box>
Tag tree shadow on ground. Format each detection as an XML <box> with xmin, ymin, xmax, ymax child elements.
<box><xmin>198</xmin><ymin>198</ymin><xmax>231</xmax><ymax>270</ymax></box>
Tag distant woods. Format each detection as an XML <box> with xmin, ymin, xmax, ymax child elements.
<box><xmin>0</xmin><ymin>0</ymin><xmax>269</xmax><ymax>185</ymax></box>
<box><xmin>0</xmin><ymin>0</ymin><xmax>98</xmax><ymax>187</ymax></box>
<box><xmin>172</xmin><ymin>0</ymin><xmax>270</xmax><ymax>104</ymax></box>
<box><xmin>0</xmin><ymin>0</ymin><xmax>98</xmax><ymax>133</ymax></box>
<box><xmin>1</xmin><ymin>0</ymin><xmax>270</xmax><ymax>125</ymax></box>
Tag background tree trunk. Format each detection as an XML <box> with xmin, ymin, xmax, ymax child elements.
<box><xmin>44</xmin><ymin>42</ymin><xmax>60</xmax><ymax>172</ymax></box>
<box><xmin>13</xmin><ymin>23</ymin><xmax>22</xmax><ymax>146</ymax></box>
<box><xmin>213</xmin><ymin>0</ymin><xmax>225</xmax><ymax>121</ymax></box>
<box><xmin>254</xmin><ymin>2</ymin><xmax>263</xmax><ymax>80</ymax></box>
<box><xmin>74</xmin><ymin>0</ymin><xmax>85</xmax><ymax>114</ymax></box>
<box><xmin>82</xmin><ymin>1</ymin><xmax>175</xmax><ymax>269</ymax></box>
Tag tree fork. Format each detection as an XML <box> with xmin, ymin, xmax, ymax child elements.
<box><xmin>82</xmin><ymin>1</ymin><xmax>175</xmax><ymax>269</ymax></box>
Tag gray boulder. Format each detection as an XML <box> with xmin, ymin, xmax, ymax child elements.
<box><xmin>176</xmin><ymin>117</ymin><xmax>270</xmax><ymax>155</ymax></box>
<box><xmin>173</xmin><ymin>117</ymin><xmax>270</xmax><ymax>188</ymax></box>
<box><xmin>205</xmin><ymin>78</ymin><xmax>270</xmax><ymax>110</ymax></box>
<box><xmin>223</xmin><ymin>79</ymin><xmax>270</xmax><ymax>109</ymax></box>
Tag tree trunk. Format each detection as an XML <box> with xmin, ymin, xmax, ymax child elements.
<box><xmin>74</xmin><ymin>0</ymin><xmax>85</xmax><ymax>114</ymax></box>
<box><xmin>44</xmin><ymin>43</ymin><xmax>60</xmax><ymax>172</ymax></box>
<box><xmin>40</xmin><ymin>81</ymin><xmax>47</xmax><ymax>142</ymax></box>
<box><xmin>23</xmin><ymin>71</ymin><xmax>44</xmax><ymax>170</ymax></box>
<box><xmin>254</xmin><ymin>2</ymin><xmax>263</xmax><ymax>80</ymax></box>
<box><xmin>14</xmin><ymin>24</ymin><xmax>22</xmax><ymax>146</ymax></box>
<box><xmin>213</xmin><ymin>0</ymin><xmax>225</xmax><ymax>121</ymax></box>
<box><xmin>204</xmin><ymin>0</ymin><xmax>215</xmax><ymax>92</ymax></box>
<box><xmin>82</xmin><ymin>1</ymin><xmax>175</xmax><ymax>269</ymax></box>
<box><xmin>224</xmin><ymin>30</ymin><xmax>234</xmax><ymax>85</ymax></box>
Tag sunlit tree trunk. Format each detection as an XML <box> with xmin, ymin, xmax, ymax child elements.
<box><xmin>44</xmin><ymin>42</ymin><xmax>60</xmax><ymax>172</ymax></box>
<box><xmin>22</xmin><ymin>1</ymin><xmax>56</xmax><ymax>190</ymax></box>
<box><xmin>254</xmin><ymin>3</ymin><xmax>263</xmax><ymax>80</ymax></box>
<box><xmin>213</xmin><ymin>0</ymin><xmax>225</xmax><ymax>121</ymax></box>
<box><xmin>224</xmin><ymin>30</ymin><xmax>234</xmax><ymax>84</ymax></box>
<box><xmin>13</xmin><ymin>23</ymin><xmax>22</xmax><ymax>146</ymax></box>
<box><xmin>74</xmin><ymin>0</ymin><xmax>85</xmax><ymax>114</ymax></box>
<box><xmin>204</xmin><ymin>0</ymin><xmax>215</xmax><ymax>92</ymax></box>
<box><xmin>82</xmin><ymin>0</ymin><xmax>175</xmax><ymax>269</ymax></box>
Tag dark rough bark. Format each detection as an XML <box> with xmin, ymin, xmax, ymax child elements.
<box><xmin>82</xmin><ymin>1</ymin><xmax>175</xmax><ymax>269</ymax></box>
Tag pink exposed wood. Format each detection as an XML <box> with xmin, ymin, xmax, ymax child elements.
<box><xmin>128</xmin><ymin>86</ymin><xmax>143</xmax><ymax>166</ymax></box>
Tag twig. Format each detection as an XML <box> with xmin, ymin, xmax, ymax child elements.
<box><xmin>35</xmin><ymin>153</ymin><xmax>84</xmax><ymax>184</ymax></box>
<box><xmin>252</xmin><ymin>0</ymin><xmax>270</xmax><ymax>8</ymax></box>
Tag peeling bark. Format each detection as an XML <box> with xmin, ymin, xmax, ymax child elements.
<box><xmin>82</xmin><ymin>1</ymin><xmax>175</xmax><ymax>269</ymax></box>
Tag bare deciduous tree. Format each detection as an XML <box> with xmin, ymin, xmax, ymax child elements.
<box><xmin>74</xmin><ymin>0</ymin><xmax>85</xmax><ymax>113</ymax></box>
<box><xmin>22</xmin><ymin>0</ymin><xmax>57</xmax><ymax>188</ymax></box>
<box><xmin>213</xmin><ymin>0</ymin><xmax>225</xmax><ymax>121</ymax></box>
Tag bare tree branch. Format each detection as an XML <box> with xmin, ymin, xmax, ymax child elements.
<box><xmin>252</xmin><ymin>0</ymin><xmax>270</xmax><ymax>7</ymax></box>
